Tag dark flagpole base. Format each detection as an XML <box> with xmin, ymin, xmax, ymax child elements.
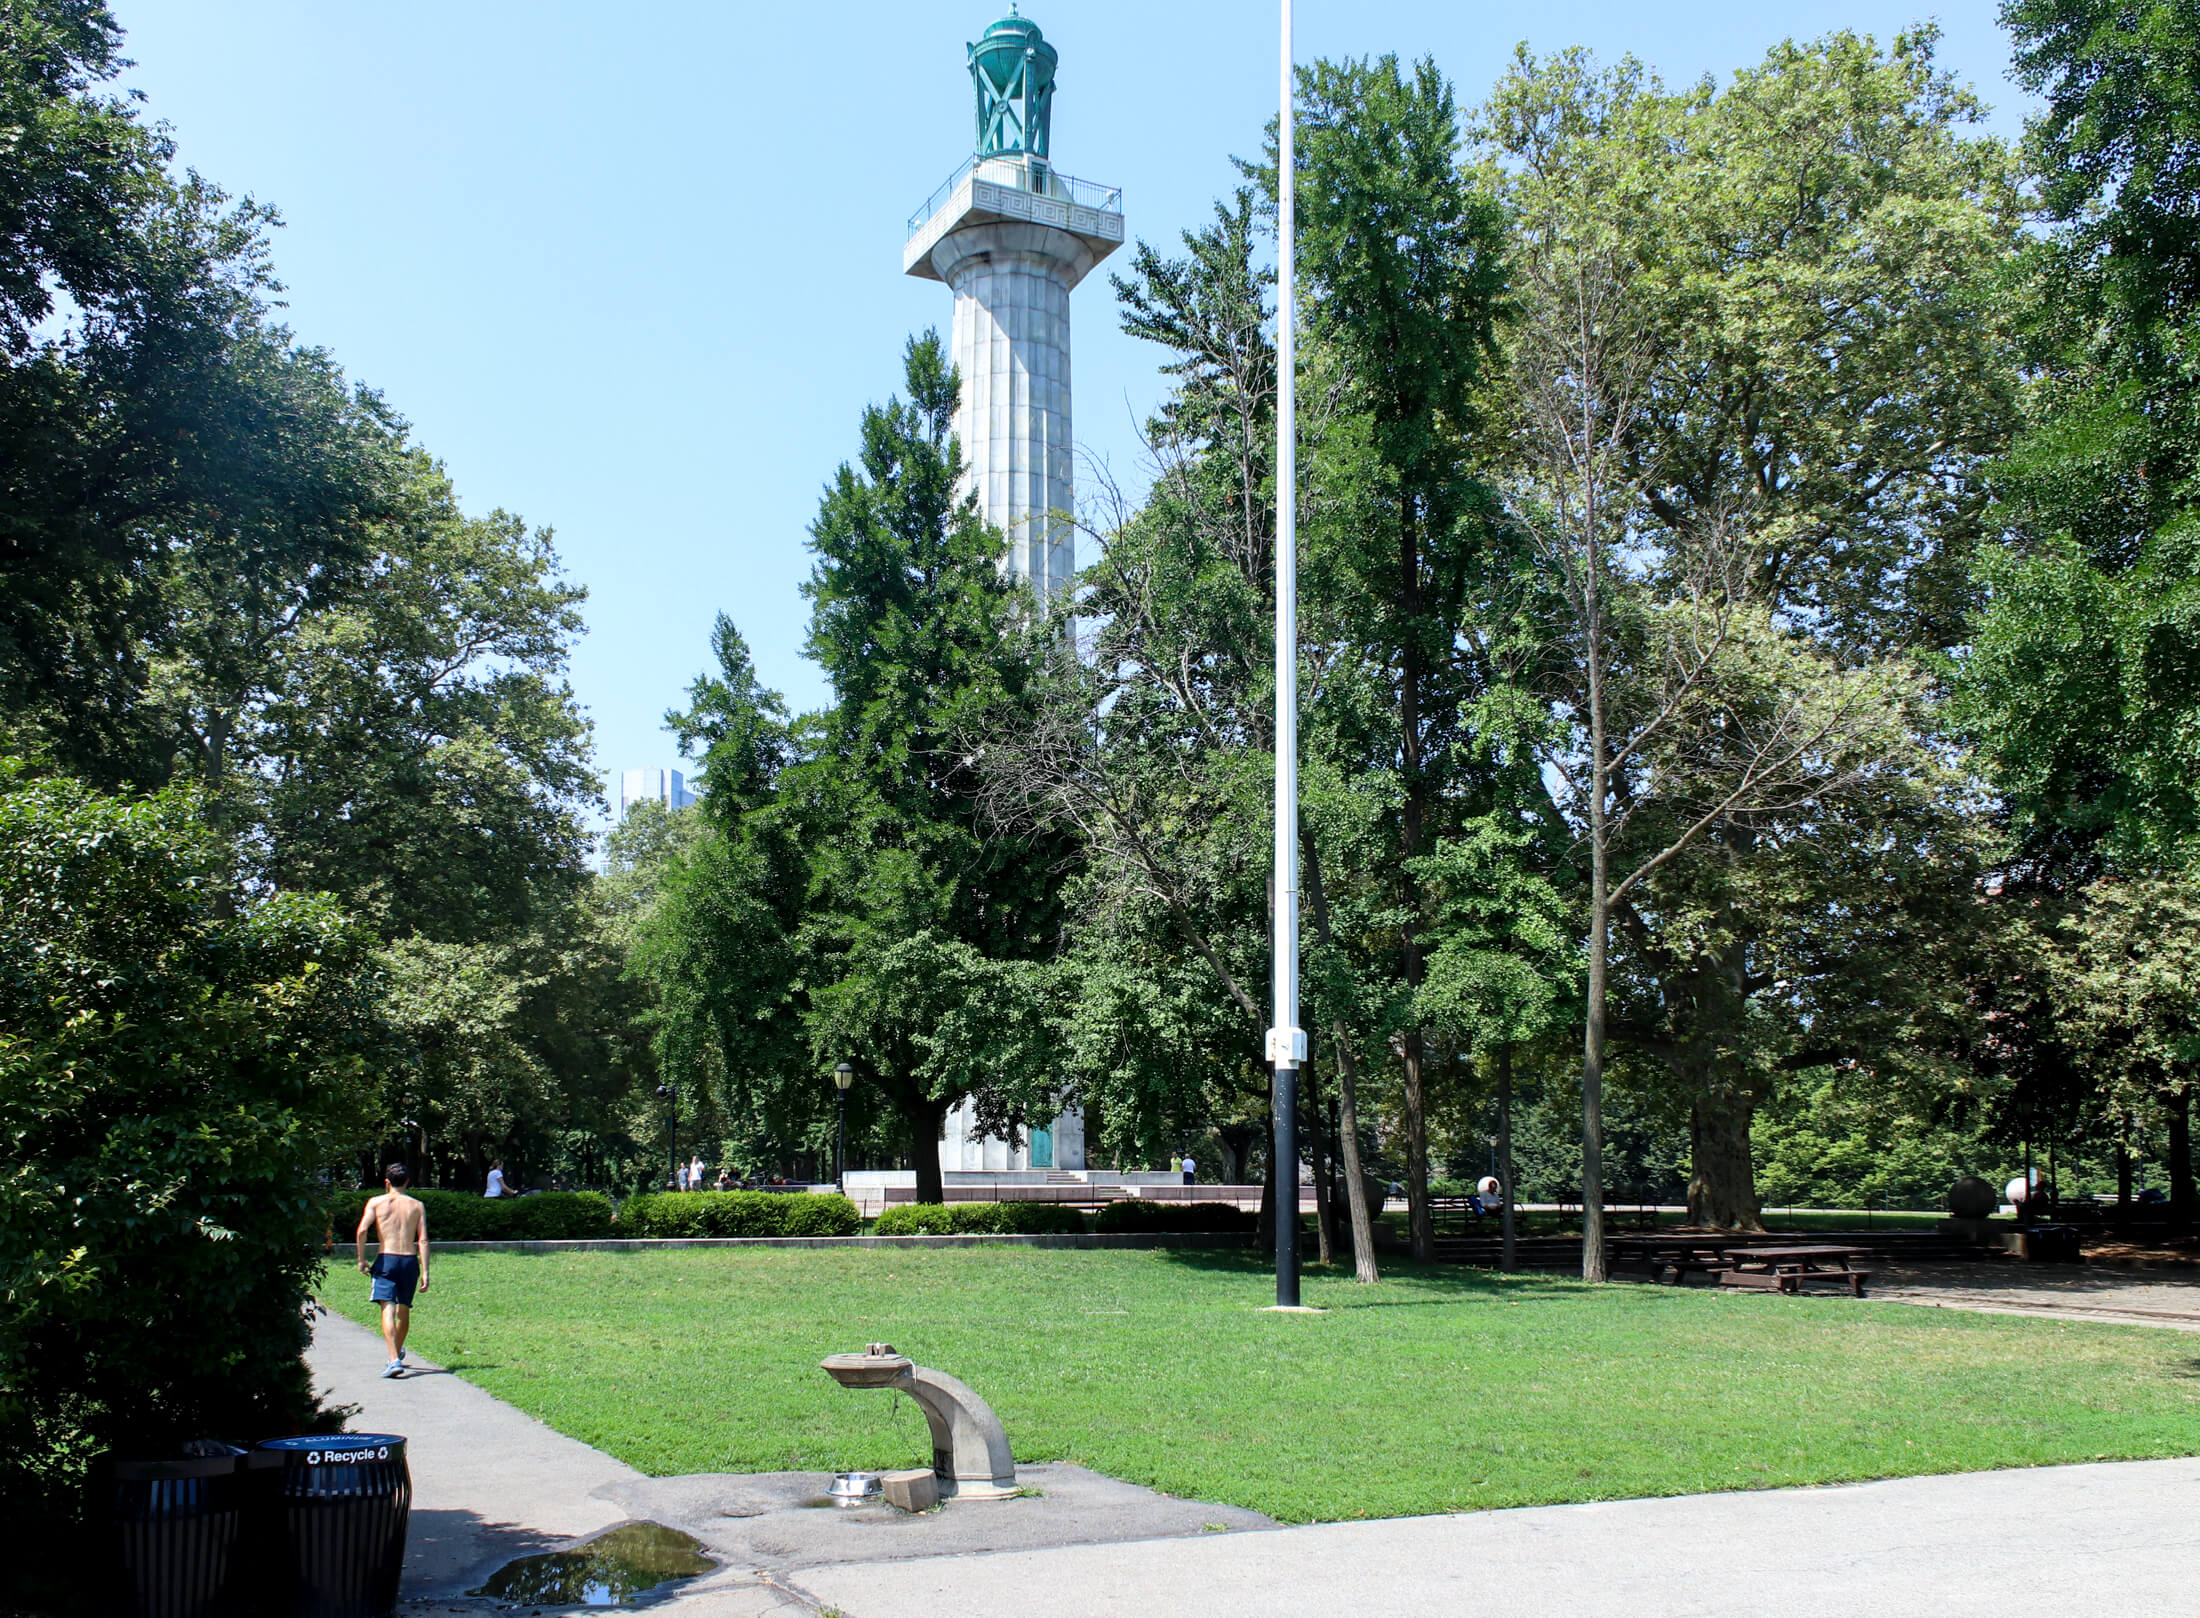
<box><xmin>1274</xmin><ymin>1061</ymin><xmax>1301</xmax><ymax>1307</ymax></box>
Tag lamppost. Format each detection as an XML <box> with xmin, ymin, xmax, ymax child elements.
<box><xmin>833</xmin><ymin>1063</ymin><xmax>854</xmax><ymax>1191</ymax></box>
<box><xmin>655</xmin><ymin>1084</ymin><xmax>678</xmax><ymax>1189</ymax></box>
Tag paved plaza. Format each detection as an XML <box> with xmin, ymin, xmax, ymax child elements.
<box><xmin>312</xmin><ymin>1265</ymin><xmax>2200</xmax><ymax>1618</ymax></box>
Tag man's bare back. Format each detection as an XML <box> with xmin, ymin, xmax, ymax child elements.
<box><xmin>357</xmin><ymin>1189</ymin><xmax>426</xmax><ymax>1261</ymax></box>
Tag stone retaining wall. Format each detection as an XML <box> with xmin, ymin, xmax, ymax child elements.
<box><xmin>369</xmin><ymin>1232</ymin><xmax>1261</xmax><ymax>1255</ymax></box>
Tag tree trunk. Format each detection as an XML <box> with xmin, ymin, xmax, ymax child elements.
<box><xmin>1497</xmin><ymin>1044</ymin><xmax>1517</xmax><ymax>1273</ymax></box>
<box><xmin>2168</xmin><ymin>1084</ymin><xmax>2195</xmax><ymax>1232</ymax></box>
<box><xmin>1305</xmin><ymin>1062</ymin><xmax>1336</xmax><ymax>1264</ymax></box>
<box><xmin>1394</xmin><ymin>489</ymin><xmax>1437</xmax><ymax>1267</ymax></box>
<box><xmin>1579</xmin><ymin>475</ymin><xmax>1610</xmax><ymax>1284</ymax></box>
<box><xmin>898</xmin><ymin>1089</ymin><xmax>949</xmax><ymax>1207</ymax></box>
<box><xmin>1302</xmin><ymin>835</ymin><xmax>1379</xmax><ymax>1282</ymax></box>
<box><xmin>1401</xmin><ymin>1031</ymin><xmax>1435</xmax><ymax>1261</ymax></box>
<box><xmin>1687</xmin><ymin>1091</ymin><xmax>1764</xmax><ymax>1231</ymax></box>
<box><xmin>2117</xmin><ymin>1112</ymin><xmax>2133</xmax><ymax>1213</ymax></box>
<box><xmin>1217</xmin><ymin>1127</ymin><xmax>1249</xmax><ymax>1187</ymax></box>
<box><xmin>1581</xmin><ymin>893</ymin><xmax>1609</xmax><ymax>1281</ymax></box>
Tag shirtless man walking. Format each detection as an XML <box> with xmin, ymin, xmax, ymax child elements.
<box><xmin>355</xmin><ymin>1163</ymin><xmax>430</xmax><ymax>1378</ymax></box>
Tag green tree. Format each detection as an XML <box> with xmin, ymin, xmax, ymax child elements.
<box><xmin>1481</xmin><ymin>35</ymin><xmax>2020</xmax><ymax>1247</ymax></box>
<box><xmin>0</xmin><ymin>769</ymin><xmax>375</xmax><ymax>1579</ymax></box>
<box><xmin>795</xmin><ymin>334</ymin><xmax>1070</xmax><ymax>1202</ymax></box>
<box><xmin>638</xmin><ymin>338</ymin><xmax>1069</xmax><ymax>1204</ymax></box>
<box><xmin>2048</xmin><ymin>876</ymin><xmax>2200</xmax><ymax>1222</ymax></box>
<box><xmin>1284</xmin><ymin>55</ymin><xmax>1511</xmax><ymax>1260</ymax></box>
<box><xmin>1955</xmin><ymin>0</ymin><xmax>2200</xmax><ymax>870</ymax></box>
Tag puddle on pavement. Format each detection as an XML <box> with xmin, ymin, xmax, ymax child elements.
<box><xmin>470</xmin><ymin>1522</ymin><xmax>715</xmax><ymax>1608</ymax></box>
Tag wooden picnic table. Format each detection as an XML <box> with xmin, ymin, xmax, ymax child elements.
<box><xmin>1716</xmin><ymin>1245</ymin><xmax>1872</xmax><ymax>1297</ymax></box>
<box><xmin>1611</xmin><ymin>1235</ymin><xmax>1734</xmax><ymax>1284</ymax></box>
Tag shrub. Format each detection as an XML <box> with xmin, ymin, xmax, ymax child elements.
<box><xmin>979</xmin><ymin>1202</ymin><xmax>1087</xmax><ymax>1234</ymax></box>
<box><xmin>616</xmin><ymin>1190</ymin><xmax>860</xmax><ymax>1238</ymax></box>
<box><xmin>781</xmin><ymin>1194</ymin><xmax>863</xmax><ymax>1237</ymax></box>
<box><xmin>872</xmin><ymin>1202</ymin><xmax>1087</xmax><ymax>1235</ymax></box>
<box><xmin>1094</xmin><ymin>1199</ymin><xmax>1253</xmax><ymax>1234</ymax></box>
<box><xmin>1</xmin><ymin>774</ymin><xmax>377</xmax><ymax>1551</ymax></box>
<box><xmin>329</xmin><ymin>1188</ymin><xmax>615</xmax><ymax>1243</ymax></box>
<box><xmin>874</xmin><ymin>1203</ymin><xmax>956</xmax><ymax>1235</ymax></box>
<box><xmin>503</xmin><ymin>1192</ymin><xmax>616</xmax><ymax>1240</ymax></box>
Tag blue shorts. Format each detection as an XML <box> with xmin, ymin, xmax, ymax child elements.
<box><xmin>369</xmin><ymin>1253</ymin><xmax>420</xmax><ymax>1307</ymax></box>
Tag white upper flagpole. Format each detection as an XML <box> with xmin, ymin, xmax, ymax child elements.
<box><xmin>1269</xmin><ymin>0</ymin><xmax>1303</xmax><ymax>1308</ymax></box>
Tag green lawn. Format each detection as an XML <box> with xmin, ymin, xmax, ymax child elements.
<box><xmin>322</xmin><ymin>1248</ymin><xmax>2200</xmax><ymax>1522</ymax></box>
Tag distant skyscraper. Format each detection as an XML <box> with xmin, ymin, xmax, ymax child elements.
<box><xmin>618</xmin><ymin>768</ymin><xmax>694</xmax><ymax>819</ymax></box>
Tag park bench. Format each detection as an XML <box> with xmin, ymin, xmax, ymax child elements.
<box><xmin>1429</xmin><ymin>1195</ymin><xmax>1500</xmax><ymax>1235</ymax></box>
<box><xmin>1715</xmin><ymin>1245</ymin><xmax>1872</xmax><ymax>1297</ymax></box>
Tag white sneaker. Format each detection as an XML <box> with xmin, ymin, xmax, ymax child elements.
<box><xmin>381</xmin><ymin>1360</ymin><xmax>404</xmax><ymax>1379</ymax></box>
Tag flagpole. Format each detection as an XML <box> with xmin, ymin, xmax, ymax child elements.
<box><xmin>1269</xmin><ymin>0</ymin><xmax>1303</xmax><ymax>1309</ymax></box>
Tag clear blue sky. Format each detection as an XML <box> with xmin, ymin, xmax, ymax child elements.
<box><xmin>114</xmin><ymin>1</ymin><xmax>2034</xmax><ymax>823</ymax></box>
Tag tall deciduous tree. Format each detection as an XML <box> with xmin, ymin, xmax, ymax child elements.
<box><xmin>1956</xmin><ymin>0</ymin><xmax>2200</xmax><ymax>871</ymax></box>
<box><xmin>1281</xmin><ymin>55</ymin><xmax>1510</xmax><ymax>1261</ymax></box>
<box><xmin>1483</xmin><ymin>36</ymin><xmax>2021</xmax><ymax>1250</ymax></box>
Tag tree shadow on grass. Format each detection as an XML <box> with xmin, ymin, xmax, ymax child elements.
<box><xmin>1149</xmin><ymin>1246</ymin><xmax>1604</xmax><ymax>1306</ymax></box>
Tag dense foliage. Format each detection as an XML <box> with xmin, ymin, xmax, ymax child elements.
<box><xmin>327</xmin><ymin>1188</ymin><xmax>616</xmax><ymax>1243</ymax></box>
<box><xmin>617</xmin><ymin>1192</ymin><xmax>863</xmax><ymax>1240</ymax></box>
<box><xmin>0</xmin><ymin>774</ymin><xmax>375</xmax><ymax>1537</ymax></box>
<box><xmin>872</xmin><ymin>1202</ymin><xmax>1088</xmax><ymax>1236</ymax></box>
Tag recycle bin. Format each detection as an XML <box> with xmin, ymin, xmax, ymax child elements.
<box><xmin>110</xmin><ymin>1447</ymin><xmax>248</xmax><ymax>1618</ymax></box>
<box><xmin>256</xmin><ymin>1436</ymin><xmax>410</xmax><ymax>1618</ymax></box>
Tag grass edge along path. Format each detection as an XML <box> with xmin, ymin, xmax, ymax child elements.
<box><xmin>318</xmin><ymin>1247</ymin><xmax>2200</xmax><ymax>1524</ymax></box>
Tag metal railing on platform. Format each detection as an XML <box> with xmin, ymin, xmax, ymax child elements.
<box><xmin>908</xmin><ymin>154</ymin><xmax>1123</xmax><ymax>236</ymax></box>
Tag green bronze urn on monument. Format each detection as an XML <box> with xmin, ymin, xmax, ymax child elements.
<box><xmin>970</xmin><ymin>8</ymin><xmax>1057</xmax><ymax>162</ymax></box>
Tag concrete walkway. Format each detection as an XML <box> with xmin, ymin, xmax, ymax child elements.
<box><xmin>797</xmin><ymin>1458</ymin><xmax>2200</xmax><ymax>1618</ymax></box>
<box><xmin>1875</xmin><ymin>1260</ymin><xmax>2200</xmax><ymax>1331</ymax></box>
<box><xmin>310</xmin><ymin>1309</ymin><xmax>2200</xmax><ymax>1618</ymax></box>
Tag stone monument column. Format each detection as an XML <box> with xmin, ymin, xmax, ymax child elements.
<box><xmin>903</xmin><ymin>11</ymin><xmax>1122</xmax><ymax>599</ymax></box>
<box><xmin>908</xmin><ymin>12</ymin><xmax>1116</xmax><ymax>1176</ymax></box>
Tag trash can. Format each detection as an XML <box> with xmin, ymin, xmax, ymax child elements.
<box><xmin>110</xmin><ymin>1447</ymin><xmax>248</xmax><ymax>1618</ymax></box>
<box><xmin>2024</xmin><ymin>1223</ymin><xmax>2083</xmax><ymax>1264</ymax></box>
<box><xmin>256</xmin><ymin>1436</ymin><xmax>411</xmax><ymax>1618</ymax></box>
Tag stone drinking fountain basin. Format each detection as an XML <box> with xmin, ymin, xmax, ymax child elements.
<box><xmin>818</xmin><ymin>1344</ymin><xmax>1017</xmax><ymax>1501</ymax></box>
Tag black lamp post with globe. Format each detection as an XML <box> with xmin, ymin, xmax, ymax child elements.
<box><xmin>833</xmin><ymin>1063</ymin><xmax>854</xmax><ymax>1191</ymax></box>
<box><xmin>655</xmin><ymin>1084</ymin><xmax>678</xmax><ymax>1189</ymax></box>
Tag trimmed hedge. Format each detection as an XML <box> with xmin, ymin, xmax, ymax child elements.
<box><xmin>1093</xmin><ymin>1198</ymin><xmax>1253</xmax><ymax>1234</ymax></box>
<box><xmin>617</xmin><ymin>1190</ymin><xmax>862</xmax><ymax>1238</ymax></box>
<box><xmin>873</xmin><ymin>1203</ymin><xmax>957</xmax><ymax>1235</ymax></box>
<box><xmin>873</xmin><ymin>1201</ymin><xmax>1087</xmax><ymax>1236</ymax></box>
<box><xmin>331</xmin><ymin>1187</ymin><xmax>616</xmax><ymax>1242</ymax></box>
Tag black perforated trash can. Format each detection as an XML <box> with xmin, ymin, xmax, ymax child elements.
<box><xmin>256</xmin><ymin>1436</ymin><xmax>410</xmax><ymax>1618</ymax></box>
<box><xmin>110</xmin><ymin>1448</ymin><xmax>247</xmax><ymax>1618</ymax></box>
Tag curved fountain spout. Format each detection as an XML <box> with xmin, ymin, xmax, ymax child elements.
<box><xmin>819</xmin><ymin>1344</ymin><xmax>1017</xmax><ymax>1499</ymax></box>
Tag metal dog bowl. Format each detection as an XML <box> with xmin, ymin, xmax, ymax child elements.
<box><xmin>827</xmin><ymin>1471</ymin><xmax>882</xmax><ymax>1507</ymax></box>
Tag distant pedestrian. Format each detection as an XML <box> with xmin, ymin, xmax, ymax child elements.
<box><xmin>484</xmin><ymin>1159</ymin><xmax>514</xmax><ymax>1198</ymax></box>
<box><xmin>355</xmin><ymin>1163</ymin><xmax>429</xmax><ymax>1379</ymax></box>
<box><xmin>1182</xmin><ymin>1154</ymin><xmax>1196</xmax><ymax>1187</ymax></box>
<box><xmin>688</xmin><ymin>1154</ymin><xmax>705</xmax><ymax>1192</ymax></box>
<box><xmin>714</xmin><ymin>1167</ymin><xmax>732</xmax><ymax>1191</ymax></box>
